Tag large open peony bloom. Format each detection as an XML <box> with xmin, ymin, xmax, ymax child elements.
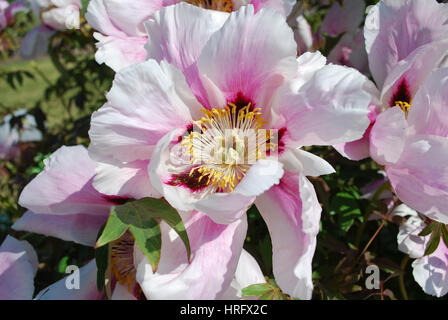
<box><xmin>394</xmin><ymin>204</ymin><xmax>448</xmax><ymax>298</ymax></box>
<box><xmin>85</xmin><ymin>0</ymin><xmax>295</xmax><ymax>71</ymax></box>
<box><xmin>335</xmin><ymin>0</ymin><xmax>448</xmax><ymax>161</ymax></box>
<box><xmin>15</xmin><ymin>145</ymin><xmax>266</xmax><ymax>299</ymax></box>
<box><xmin>88</xmin><ymin>3</ymin><xmax>371</xmax><ymax>299</ymax></box>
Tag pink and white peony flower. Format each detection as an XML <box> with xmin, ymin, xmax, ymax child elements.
<box><xmin>0</xmin><ymin>236</ymin><xmax>38</xmax><ymax>300</ymax></box>
<box><xmin>0</xmin><ymin>0</ymin><xmax>26</xmax><ymax>31</ymax></box>
<box><xmin>20</xmin><ymin>0</ymin><xmax>81</xmax><ymax>59</ymax></box>
<box><xmin>395</xmin><ymin>204</ymin><xmax>448</xmax><ymax>297</ymax></box>
<box><xmin>336</xmin><ymin>0</ymin><xmax>448</xmax><ymax>161</ymax></box>
<box><xmin>15</xmin><ymin>144</ymin><xmax>265</xmax><ymax>299</ymax></box>
<box><xmin>370</xmin><ymin>68</ymin><xmax>448</xmax><ymax>225</ymax></box>
<box><xmin>88</xmin><ymin>3</ymin><xmax>372</xmax><ymax>299</ymax></box>
<box><xmin>85</xmin><ymin>0</ymin><xmax>295</xmax><ymax>71</ymax></box>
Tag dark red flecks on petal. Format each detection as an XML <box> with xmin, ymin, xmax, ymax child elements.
<box><xmin>177</xmin><ymin>123</ymin><xmax>194</xmax><ymax>143</ymax></box>
<box><xmin>267</xmin><ymin>127</ymin><xmax>287</xmax><ymax>155</ymax></box>
<box><xmin>390</xmin><ymin>78</ymin><xmax>412</xmax><ymax>107</ymax></box>
<box><xmin>167</xmin><ymin>168</ymin><xmax>210</xmax><ymax>192</ymax></box>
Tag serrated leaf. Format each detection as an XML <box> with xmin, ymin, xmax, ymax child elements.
<box><xmin>129</xmin><ymin>221</ymin><xmax>161</xmax><ymax>272</ymax></box>
<box><xmin>241</xmin><ymin>283</ymin><xmax>272</xmax><ymax>297</ymax></box>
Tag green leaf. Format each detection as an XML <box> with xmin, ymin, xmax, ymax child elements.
<box><xmin>129</xmin><ymin>221</ymin><xmax>161</xmax><ymax>272</ymax></box>
<box><xmin>418</xmin><ymin>222</ymin><xmax>436</xmax><ymax>237</ymax></box>
<box><xmin>80</xmin><ymin>0</ymin><xmax>90</xmax><ymax>14</ymax></box>
<box><xmin>95</xmin><ymin>198</ymin><xmax>191</xmax><ymax>272</ymax></box>
<box><xmin>424</xmin><ymin>225</ymin><xmax>441</xmax><ymax>256</ymax></box>
<box><xmin>241</xmin><ymin>283</ymin><xmax>272</xmax><ymax>297</ymax></box>
<box><xmin>113</xmin><ymin>198</ymin><xmax>191</xmax><ymax>260</ymax></box>
<box><xmin>441</xmin><ymin>225</ymin><xmax>448</xmax><ymax>249</ymax></box>
<box><xmin>330</xmin><ymin>192</ymin><xmax>361</xmax><ymax>232</ymax></box>
<box><xmin>96</xmin><ymin>211</ymin><xmax>128</xmax><ymax>248</ymax></box>
<box><xmin>57</xmin><ymin>256</ymin><xmax>69</xmax><ymax>274</ymax></box>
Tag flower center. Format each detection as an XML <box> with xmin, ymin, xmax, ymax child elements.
<box><xmin>394</xmin><ymin>100</ymin><xmax>411</xmax><ymax>118</ymax></box>
<box><xmin>180</xmin><ymin>102</ymin><xmax>276</xmax><ymax>193</ymax></box>
<box><xmin>110</xmin><ymin>232</ymin><xmax>138</xmax><ymax>294</ymax></box>
<box><xmin>184</xmin><ymin>0</ymin><xmax>233</xmax><ymax>12</ymax></box>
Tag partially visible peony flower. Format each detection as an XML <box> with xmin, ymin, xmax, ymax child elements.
<box><xmin>0</xmin><ymin>236</ymin><xmax>38</xmax><ymax>300</ymax></box>
<box><xmin>85</xmin><ymin>0</ymin><xmax>296</xmax><ymax>71</ymax></box>
<box><xmin>0</xmin><ymin>0</ymin><xmax>27</xmax><ymax>31</ymax></box>
<box><xmin>88</xmin><ymin>3</ymin><xmax>372</xmax><ymax>299</ymax></box>
<box><xmin>20</xmin><ymin>0</ymin><xmax>81</xmax><ymax>60</ymax></box>
<box><xmin>0</xmin><ymin>109</ymin><xmax>42</xmax><ymax>160</ymax></box>
<box><xmin>394</xmin><ymin>204</ymin><xmax>448</xmax><ymax>298</ymax></box>
<box><xmin>335</xmin><ymin>0</ymin><xmax>448</xmax><ymax>161</ymax></box>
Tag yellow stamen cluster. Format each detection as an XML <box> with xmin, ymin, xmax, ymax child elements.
<box><xmin>110</xmin><ymin>232</ymin><xmax>136</xmax><ymax>293</ymax></box>
<box><xmin>395</xmin><ymin>100</ymin><xmax>411</xmax><ymax>118</ymax></box>
<box><xmin>184</xmin><ymin>0</ymin><xmax>233</xmax><ymax>12</ymax></box>
<box><xmin>181</xmin><ymin>103</ymin><xmax>274</xmax><ymax>193</ymax></box>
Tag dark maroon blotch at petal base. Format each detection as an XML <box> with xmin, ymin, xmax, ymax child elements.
<box><xmin>228</xmin><ymin>92</ymin><xmax>256</xmax><ymax>112</ymax></box>
<box><xmin>167</xmin><ymin>168</ymin><xmax>211</xmax><ymax>192</ymax></box>
<box><xmin>389</xmin><ymin>78</ymin><xmax>412</xmax><ymax>107</ymax></box>
<box><xmin>104</xmin><ymin>195</ymin><xmax>133</xmax><ymax>205</ymax></box>
<box><xmin>267</xmin><ymin>127</ymin><xmax>287</xmax><ymax>155</ymax></box>
<box><xmin>177</xmin><ymin>123</ymin><xmax>194</xmax><ymax>143</ymax></box>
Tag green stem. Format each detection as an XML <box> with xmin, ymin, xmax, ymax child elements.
<box><xmin>399</xmin><ymin>255</ymin><xmax>410</xmax><ymax>300</ymax></box>
<box><xmin>355</xmin><ymin>180</ymin><xmax>391</xmax><ymax>248</ymax></box>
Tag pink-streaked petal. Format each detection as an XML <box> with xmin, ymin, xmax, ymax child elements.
<box><xmin>35</xmin><ymin>260</ymin><xmax>104</xmax><ymax>300</ymax></box>
<box><xmin>136</xmin><ymin>211</ymin><xmax>247</xmax><ymax>299</ymax></box>
<box><xmin>370</xmin><ymin>107</ymin><xmax>408</xmax><ymax>166</ymax></box>
<box><xmin>387</xmin><ymin>135</ymin><xmax>448</xmax><ymax>224</ymax></box>
<box><xmin>89</xmin><ymin>60</ymin><xmax>193</xmax><ymax>164</ymax></box>
<box><xmin>255</xmin><ymin>171</ymin><xmax>320</xmax><ymax>299</ymax></box>
<box><xmin>85</xmin><ymin>0</ymin><xmax>127</xmax><ymax>37</ymax></box>
<box><xmin>281</xmin><ymin>64</ymin><xmax>371</xmax><ymax>147</ymax></box>
<box><xmin>93</xmin><ymin>160</ymin><xmax>162</xmax><ymax>200</ymax></box>
<box><xmin>250</xmin><ymin>0</ymin><xmax>295</xmax><ymax>17</ymax></box>
<box><xmin>364</xmin><ymin>0</ymin><xmax>448</xmax><ymax>88</ymax></box>
<box><xmin>92</xmin><ymin>33</ymin><xmax>147</xmax><ymax>71</ymax></box>
<box><xmin>18</xmin><ymin>145</ymin><xmax>111</xmax><ymax>216</ymax></box>
<box><xmin>407</xmin><ymin>67</ymin><xmax>448</xmax><ymax>137</ymax></box>
<box><xmin>328</xmin><ymin>29</ymin><xmax>369</xmax><ymax>74</ymax></box>
<box><xmin>220</xmin><ymin>249</ymin><xmax>266</xmax><ymax>300</ymax></box>
<box><xmin>412</xmin><ymin>242</ymin><xmax>448</xmax><ymax>297</ymax></box>
<box><xmin>12</xmin><ymin>211</ymin><xmax>106</xmax><ymax>247</ymax></box>
<box><xmin>380</xmin><ymin>40</ymin><xmax>448</xmax><ymax>109</ymax></box>
<box><xmin>320</xmin><ymin>0</ymin><xmax>365</xmax><ymax>37</ymax></box>
<box><xmin>197</xmin><ymin>5</ymin><xmax>297</xmax><ymax>111</ymax></box>
<box><xmin>0</xmin><ymin>236</ymin><xmax>38</xmax><ymax>300</ymax></box>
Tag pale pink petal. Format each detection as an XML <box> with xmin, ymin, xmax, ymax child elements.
<box><xmin>412</xmin><ymin>242</ymin><xmax>448</xmax><ymax>297</ymax></box>
<box><xmin>397</xmin><ymin>214</ymin><xmax>426</xmax><ymax>259</ymax></box>
<box><xmin>0</xmin><ymin>236</ymin><xmax>38</xmax><ymax>300</ymax></box>
<box><xmin>197</xmin><ymin>5</ymin><xmax>297</xmax><ymax>111</ymax></box>
<box><xmin>93</xmin><ymin>160</ymin><xmax>162</xmax><ymax>200</ymax></box>
<box><xmin>364</xmin><ymin>0</ymin><xmax>448</xmax><ymax>88</ymax></box>
<box><xmin>255</xmin><ymin>171</ymin><xmax>321</xmax><ymax>299</ymax></box>
<box><xmin>370</xmin><ymin>107</ymin><xmax>408</xmax><ymax>166</ymax></box>
<box><xmin>18</xmin><ymin>145</ymin><xmax>112</xmax><ymax>216</ymax></box>
<box><xmin>35</xmin><ymin>260</ymin><xmax>104</xmax><ymax>300</ymax></box>
<box><xmin>220</xmin><ymin>249</ymin><xmax>266</xmax><ymax>300</ymax></box>
<box><xmin>407</xmin><ymin>68</ymin><xmax>448</xmax><ymax>137</ymax></box>
<box><xmin>320</xmin><ymin>0</ymin><xmax>365</xmax><ymax>37</ymax></box>
<box><xmin>250</xmin><ymin>0</ymin><xmax>295</xmax><ymax>17</ymax></box>
<box><xmin>88</xmin><ymin>60</ymin><xmax>194</xmax><ymax>164</ymax></box>
<box><xmin>280</xmin><ymin>147</ymin><xmax>335</xmax><ymax>176</ymax></box>
<box><xmin>12</xmin><ymin>211</ymin><xmax>107</xmax><ymax>247</ymax></box>
<box><xmin>136</xmin><ymin>211</ymin><xmax>247</xmax><ymax>299</ymax></box>
<box><xmin>387</xmin><ymin>135</ymin><xmax>448</xmax><ymax>224</ymax></box>
<box><xmin>281</xmin><ymin>64</ymin><xmax>371</xmax><ymax>146</ymax></box>
<box><xmin>111</xmin><ymin>283</ymin><xmax>137</xmax><ymax>300</ymax></box>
